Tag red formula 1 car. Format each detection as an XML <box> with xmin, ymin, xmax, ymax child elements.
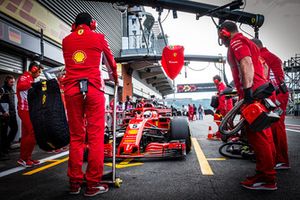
<box><xmin>104</xmin><ymin>103</ymin><xmax>192</xmax><ymax>159</ymax></box>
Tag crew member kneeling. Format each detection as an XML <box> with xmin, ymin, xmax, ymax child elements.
<box><xmin>218</xmin><ymin>21</ymin><xmax>277</xmax><ymax>190</ymax></box>
<box><xmin>62</xmin><ymin>12</ymin><xmax>118</xmax><ymax>196</ymax></box>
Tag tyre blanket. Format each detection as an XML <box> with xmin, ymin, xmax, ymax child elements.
<box><xmin>28</xmin><ymin>79</ymin><xmax>69</xmax><ymax>151</ymax></box>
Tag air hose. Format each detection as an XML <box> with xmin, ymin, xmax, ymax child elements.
<box><xmin>219</xmin><ymin>82</ymin><xmax>279</xmax><ymax>136</ymax></box>
<box><xmin>219</xmin><ymin>99</ymin><xmax>246</xmax><ymax>136</ymax></box>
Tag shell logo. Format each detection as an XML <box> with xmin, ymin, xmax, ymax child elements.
<box><xmin>173</xmin><ymin>52</ymin><xmax>177</xmax><ymax>57</ymax></box>
<box><xmin>72</xmin><ymin>50</ymin><xmax>86</xmax><ymax>63</ymax></box>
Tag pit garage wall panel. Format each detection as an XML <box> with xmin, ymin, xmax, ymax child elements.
<box><xmin>0</xmin><ymin>51</ymin><xmax>23</xmax><ymax>74</ymax></box>
<box><xmin>132</xmin><ymin>70</ymin><xmax>162</xmax><ymax>99</ymax></box>
<box><xmin>38</xmin><ymin>0</ymin><xmax>122</xmax><ymax>57</ymax></box>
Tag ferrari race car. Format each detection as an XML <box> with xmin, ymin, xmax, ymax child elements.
<box><xmin>104</xmin><ymin>103</ymin><xmax>192</xmax><ymax>158</ymax></box>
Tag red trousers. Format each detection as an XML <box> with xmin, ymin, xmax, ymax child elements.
<box><xmin>246</xmin><ymin>126</ymin><xmax>276</xmax><ymax>179</ymax></box>
<box><xmin>18</xmin><ymin>110</ymin><xmax>36</xmax><ymax>161</ymax></box>
<box><xmin>271</xmin><ymin>92</ymin><xmax>289</xmax><ymax>164</ymax></box>
<box><xmin>65</xmin><ymin>86</ymin><xmax>105</xmax><ymax>184</ymax></box>
<box><xmin>214</xmin><ymin>113</ymin><xmax>222</xmax><ymax>138</ymax></box>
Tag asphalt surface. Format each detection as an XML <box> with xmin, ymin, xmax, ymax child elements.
<box><xmin>0</xmin><ymin>115</ymin><xmax>300</xmax><ymax>200</ymax></box>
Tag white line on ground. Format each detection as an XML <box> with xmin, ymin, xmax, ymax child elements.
<box><xmin>285</xmin><ymin>123</ymin><xmax>300</xmax><ymax>127</ymax></box>
<box><xmin>0</xmin><ymin>151</ymin><xmax>69</xmax><ymax>178</ymax></box>
<box><xmin>286</xmin><ymin>128</ymin><xmax>300</xmax><ymax>133</ymax></box>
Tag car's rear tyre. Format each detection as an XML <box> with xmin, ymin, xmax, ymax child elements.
<box><xmin>169</xmin><ymin>117</ymin><xmax>191</xmax><ymax>154</ymax></box>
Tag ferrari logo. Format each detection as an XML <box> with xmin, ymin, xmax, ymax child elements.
<box><xmin>173</xmin><ymin>52</ymin><xmax>177</xmax><ymax>57</ymax></box>
<box><xmin>77</xmin><ymin>29</ymin><xmax>84</xmax><ymax>35</ymax></box>
<box><xmin>72</xmin><ymin>50</ymin><xmax>86</xmax><ymax>63</ymax></box>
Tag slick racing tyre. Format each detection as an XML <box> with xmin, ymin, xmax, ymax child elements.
<box><xmin>219</xmin><ymin>141</ymin><xmax>254</xmax><ymax>159</ymax></box>
<box><xmin>28</xmin><ymin>79</ymin><xmax>69</xmax><ymax>151</ymax></box>
<box><xmin>169</xmin><ymin>117</ymin><xmax>191</xmax><ymax>154</ymax></box>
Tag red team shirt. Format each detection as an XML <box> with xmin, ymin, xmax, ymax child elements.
<box><xmin>16</xmin><ymin>71</ymin><xmax>34</xmax><ymax>111</ymax></box>
<box><xmin>62</xmin><ymin>24</ymin><xmax>118</xmax><ymax>94</ymax></box>
<box><xmin>227</xmin><ymin>33</ymin><xmax>267</xmax><ymax>97</ymax></box>
<box><xmin>260</xmin><ymin>47</ymin><xmax>284</xmax><ymax>87</ymax></box>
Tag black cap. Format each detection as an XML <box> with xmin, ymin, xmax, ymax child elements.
<box><xmin>213</xmin><ymin>75</ymin><xmax>222</xmax><ymax>81</ymax></box>
<box><xmin>75</xmin><ymin>12</ymin><xmax>92</xmax><ymax>27</ymax></box>
<box><xmin>29</xmin><ymin>61</ymin><xmax>44</xmax><ymax>71</ymax></box>
<box><xmin>219</xmin><ymin>21</ymin><xmax>238</xmax><ymax>33</ymax></box>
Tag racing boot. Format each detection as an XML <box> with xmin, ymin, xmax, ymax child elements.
<box><xmin>69</xmin><ymin>182</ymin><xmax>82</xmax><ymax>195</ymax></box>
<box><xmin>84</xmin><ymin>182</ymin><xmax>109</xmax><ymax>197</ymax></box>
<box><xmin>240</xmin><ymin>173</ymin><xmax>277</xmax><ymax>191</ymax></box>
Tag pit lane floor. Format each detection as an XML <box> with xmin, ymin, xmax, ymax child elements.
<box><xmin>0</xmin><ymin>116</ymin><xmax>299</xmax><ymax>200</ymax></box>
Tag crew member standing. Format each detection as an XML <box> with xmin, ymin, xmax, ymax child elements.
<box><xmin>62</xmin><ymin>12</ymin><xmax>118</xmax><ymax>197</ymax></box>
<box><xmin>252</xmin><ymin>39</ymin><xmax>290</xmax><ymax>169</ymax></box>
<box><xmin>218</xmin><ymin>21</ymin><xmax>277</xmax><ymax>190</ymax></box>
<box><xmin>212</xmin><ymin>75</ymin><xmax>233</xmax><ymax>139</ymax></box>
<box><xmin>17</xmin><ymin>62</ymin><xmax>42</xmax><ymax>167</ymax></box>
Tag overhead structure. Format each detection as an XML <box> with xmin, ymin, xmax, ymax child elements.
<box><xmin>116</xmin><ymin>54</ymin><xmax>225</xmax><ymax>96</ymax></box>
<box><xmin>283</xmin><ymin>54</ymin><xmax>300</xmax><ymax>115</ymax></box>
<box><xmin>82</xmin><ymin>0</ymin><xmax>264</xmax><ymax>97</ymax></box>
<box><xmin>91</xmin><ymin>0</ymin><xmax>264</xmax><ymax>28</ymax></box>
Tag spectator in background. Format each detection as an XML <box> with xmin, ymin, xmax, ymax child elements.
<box><xmin>124</xmin><ymin>95</ymin><xmax>133</xmax><ymax>110</ymax></box>
<box><xmin>193</xmin><ymin>104</ymin><xmax>197</xmax><ymax>120</ymax></box>
<box><xmin>198</xmin><ymin>104</ymin><xmax>203</xmax><ymax>120</ymax></box>
<box><xmin>0</xmin><ymin>89</ymin><xmax>9</xmax><ymax>160</ymax></box>
<box><xmin>116</xmin><ymin>101</ymin><xmax>123</xmax><ymax>112</ymax></box>
<box><xmin>171</xmin><ymin>105</ymin><xmax>177</xmax><ymax>116</ymax></box>
<box><xmin>17</xmin><ymin>62</ymin><xmax>43</xmax><ymax>167</ymax></box>
<box><xmin>0</xmin><ymin>75</ymin><xmax>18</xmax><ymax>158</ymax></box>
<box><xmin>181</xmin><ymin>105</ymin><xmax>187</xmax><ymax>116</ymax></box>
<box><xmin>188</xmin><ymin>104</ymin><xmax>194</xmax><ymax>121</ymax></box>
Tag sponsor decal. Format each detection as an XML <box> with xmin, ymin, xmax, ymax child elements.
<box><xmin>77</xmin><ymin>29</ymin><xmax>84</xmax><ymax>35</ymax></box>
<box><xmin>129</xmin><ymin>124</ymin><xmax>140</xmax><ymax>129</ymax></box>
<box><xmin>177</xmin><ymin>83</ymin><xmax>217</xmax><ymax>93</ymax></box>
<box><xmin>0</xmin><ymin>0</ymin><xmax>69</xmax><ymax>44</ymax></box>
<box><xmin>72</xmin><ymin>50</ymin><xmax>86</xmax><ymax>63</ymax></box>
<box><xmin>8</xmin><ymin>27</ymin><xmax>21</xmax><ymax>44</ymax></box>
<box><xmin>128</xmin><ymin>129</ymin><xmax>138</xmax><ymax>135</ymax></box>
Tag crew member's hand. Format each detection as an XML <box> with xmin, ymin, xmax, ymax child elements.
<box><xmin>3</xmin><ymin>112</ymin><xmax>9</xmax><ymax>117</ymax></box>
<box><xmin>243</xmin><ymin>87</ymin><xmax>253</xmax><ymax>104</ymax></box>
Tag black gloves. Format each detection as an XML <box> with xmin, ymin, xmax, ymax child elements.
<box><xmin>243</xmin><ymin>87</ymin><xmax>253</xmax><ymax>104</ymax></box>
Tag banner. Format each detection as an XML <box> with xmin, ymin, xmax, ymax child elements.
<box><xmin>177</xmin><ymin>83</ymin><xmax>217</xmax><ymax>93</ymax></box>
<box><xmin>161</xmin><ymin>45</ymin><xmax>184</xmax><ymax>80</ymax></box>
<box><xmin>0</xmin><ymin>0</ymin><xmax>70</xmax><ymax>45</ymax></box>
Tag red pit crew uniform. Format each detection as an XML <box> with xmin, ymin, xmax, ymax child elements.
<box><xmin>214</xmin><ymin>81</ymin><xmax>233</xmax><ymax>138</ymax></box>
<box><xmin>227</xmin><ymin>33</ymin><xmax>276</xmax><ymax>181</ymax></box>
<box><xmin>62</xmin><ymin>24</ymin><xmax>117</xmax><ymax>185</ymax></box>
<box><xmin>16</xmin><ymin>72</ymin><xmax>36</xmax><ymax>161</ymax></box>
<box><xmin>261</xmin><ymin>47</ymin><xmax>289</xmax><ymax>166</ymax></box>
<box><xmin>216</xmin><ymin>81</ymin><xmax>231</xmax><ymax>116</ymax></box>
